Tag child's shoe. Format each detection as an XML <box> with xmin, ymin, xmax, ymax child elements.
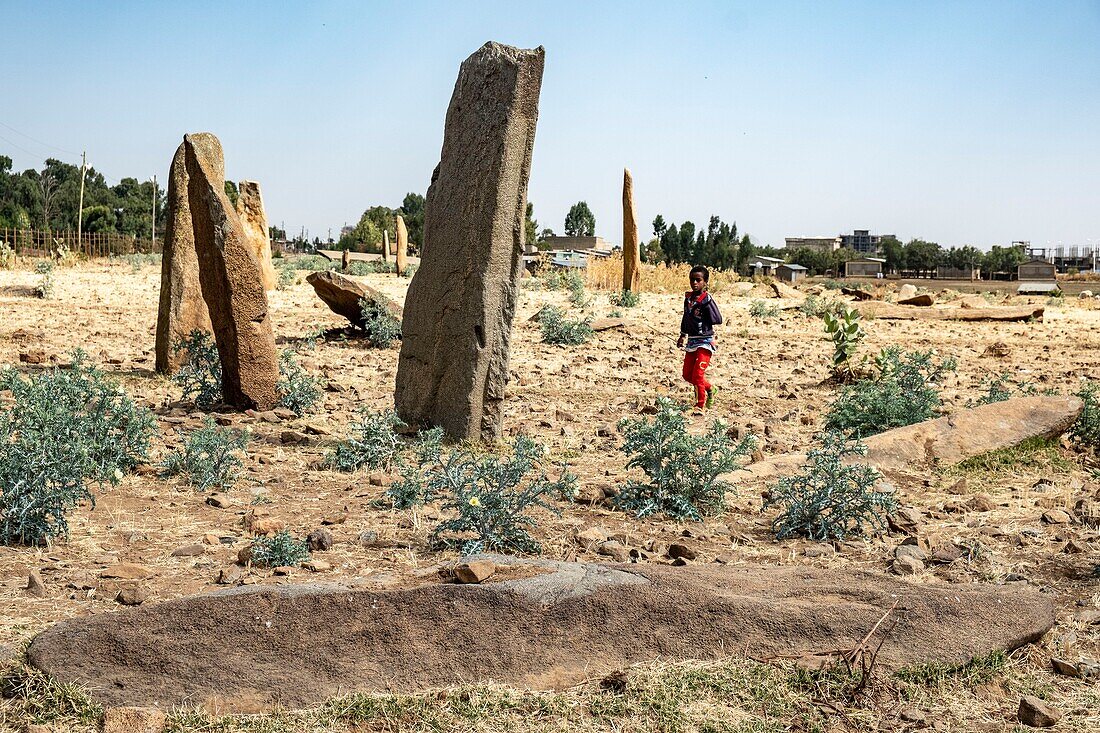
<box><xmin>705</xmin><ymin>387</ymin><xmax>717</xmax><ymax>409</ymax></box>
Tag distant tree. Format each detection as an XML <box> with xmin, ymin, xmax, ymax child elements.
<box><xmin>982</xmin><ymin>245</ymin><xmax>1026</xmax><ymax>275</ymax></box>
<box><xmin>652</xmin><ymin>214</ymin><xmax>667</xmax><ymax>240</ymax></box>
<box><xmin>642</xmin><ymin>237</ymin><xmax>662</xmax><ymax>264</ymax></box>
<box><xmin>81</xmin><ymin>205</ymin><xmax>115</xmax><ymax>233</ymax></box>
<box><xmin>660</xmin><ymin>223</ymin><xmax>680</xmax><ymax>264</ymax></box>
<box><xmin>223</xmin><ymin>181</ymin><xmax>239</xmax><ymax>208</ymax></box>
<box><xmin>880</xmin><ymin>235</ymin><xmax>905</xmax><ymax>273</ymax></box>
<box><xmin>904</xmin><ymin>239</ymin><xmax>942</xmax><ymax>274</ymax></box>
<box><xmin>564</xmin><ymin>201</ymin><xmax>595</xmax><ymax>236</ymax></box>
<box><xmin>539</xmin><ymin>227</ymin><xmax>555</xmax><ymax>239</ymax></box>
<box><xmin>364</xmin><ymin>205</ymin><xmax>395</xmax><ymax>242</ymax></box>
<box><xmin>945</xmin><ymin>245</ymin><xmax>982</xmax><ymax>270</ymax></box>
<box><xmin>398</xmin><ymin>192</ymin><xmax>425</xmax><ymax>248</ymax></box>
<box><xmin>524</xmin><ymin>201</ymin><xmax>538</xmax><ymax>247</ymax></box>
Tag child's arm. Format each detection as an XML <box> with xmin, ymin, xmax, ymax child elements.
<box><xmin>707</xmin><ymin>296</ymin><xmax>723</xmax><ymax>326</ymax></box>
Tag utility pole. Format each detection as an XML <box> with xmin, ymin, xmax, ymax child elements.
<box><xmin>150</xmin><ymin>174</ymin><xmax>157</xmax><ymax>247</ymax></box>
<box><xmin>76</xmin><ymin>151</ymin><xmax>87</xmax><ymax>247</ymax></box>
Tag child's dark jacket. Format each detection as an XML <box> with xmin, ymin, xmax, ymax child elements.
<box><xmin>680</xmin><ymin>291</ymin><xmax>722</xmax><ymax>338</ymax></box>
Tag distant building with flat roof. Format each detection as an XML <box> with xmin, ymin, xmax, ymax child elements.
<box><xmin>840</xmin><ymin>230</ymin><xmax>894</xmax><ymax>254</ymax></box>
<box><xmin>785</xmin><ymin>236</ymin><xmax>840</xmax><ymax>252</ymax></box>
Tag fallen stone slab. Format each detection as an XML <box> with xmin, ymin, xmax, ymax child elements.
<box><xmin>854</xmin><ymin>301</ymin><xmax>1043</xmax><ymax>322</ymax></box>
<box><xmin>841</xmin><ymin>286</ymin><xmax>875</xmax><ymax>301</ymax></box>
<box><xmin>742</xmin><ymin>395</ymin><xmax>1083</xmax><ymax>481</ymax></box>
<box><xmin>26</xmin><ymin>557</ymin><xmax>1053</xmax><ymax>712</ymax></box>
<box><xmin>590</xmin><ymin>317</ymin><xmax>627</xmax><ymax>332</ymax></box>
<box><xmin>306</xmin><ymin>270</ymin><xmax>402</xmax><ymax>329</ymax></box>
<box><xmin>770</xmin><ymin>281</ymin><xmax>803</xmax><ymax>299</ymax></box>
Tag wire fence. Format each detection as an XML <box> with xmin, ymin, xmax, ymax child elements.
<box><xmin>0</xmin><ymin>228</ymin><xmax>162</xmax><ymax>259</ymax></box>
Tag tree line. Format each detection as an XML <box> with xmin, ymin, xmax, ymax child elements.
<box><xmin>337</xmin><ymin>193</ymin><xmax>425</xmax><ymax>253</ymax></box>
<box><xmin>0</xmin><ymin>155</ymin><xmax>163</xmax><ymax>237</ymax></box>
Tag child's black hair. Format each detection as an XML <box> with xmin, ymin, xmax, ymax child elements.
<box><xmin>689</xmin><ymin>264</ymin><xmax>710</xmax><ymax>282</ymax></box>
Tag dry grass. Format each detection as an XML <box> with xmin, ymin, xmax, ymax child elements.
<box><xmin>583</xmin><ymin>254</ymin><xmax>747</xmax><ymax>293</ymax></box>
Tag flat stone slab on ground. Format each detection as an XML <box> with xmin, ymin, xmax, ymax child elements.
<box><xmin>26</xmin><ymin>557</ymin><xmax>1053</xmax><ymax>713</ymax></box>
<box><xmin>306</xmin><ymin>270</ymin><xmax>402</xmax><ymax>328</ymax></box>
<box><xmin>855</xmin><ymin>301</ymin><xmax>1043</xmax><ymax>321</ymax></box>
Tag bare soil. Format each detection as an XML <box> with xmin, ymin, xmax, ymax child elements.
<box><xmin>1</xmin><ymin>258</ymin><xmax>1098</xmax><ymax>730</ymax></box>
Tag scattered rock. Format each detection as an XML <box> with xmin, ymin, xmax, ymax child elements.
<box><xmin>454</xmin><ymin>560</ymin><xmax>496</xmax><ymax>584</ymax></box>
<box><xmin>170</xmin><ymin>544</ymin><xmax>206</xmax><ymax>558</ymax></box>
<box><xmin>26</xmin><ymin>570</ymin><xmax>48</xmax><ymax>598</ymax></box>
<box><xmin>19</xmin><ymin>349</ymin><xmax>48</xmax><ymax>364</ymax></box>
<box><xmin>895</xmin><ymin>544</ymin><xmax>928</xmax><ymax>563</ymax></box>
<box><xmin>898</xmin><ymin>284</ymin><xmax>919</xmax><ymax>300</ymax></box>
<box><xmin>101</xmin><ymin>563</ymin><xmax>156</xmax><ymax>581</ymax></box>
<box><xmin>597</xmin><ymin>540</ymin><xmax>631</xmax><ymax>562</ymax></box>
<box><xmin>668</xmin><ymin>542</ymin><xmax>697</xmax><ymax>561</ymax></box>
<box><xmin>206</xmin><ymin>493</ymin><xmax>234</xmax><ymax>508</ymax></box>
<box><xmin>216</xmin><ymin>567</ymin><xmax>242</xmax><ymax>585</ymax></box>
<box><xmin>202</xmin><ymin>533</ymin><xmax>221</xmax><ymax>546</ymax></box>
<box><xmin>898</xmin><ymin>293</ymin><xmax>935</xmax><ymax>307</ymax></box>
<box><xmin>304</xmin><ymin>560</ymin><xmax>331</xmax><ymax>573</ymax></box>
<box><xmin>966</xmin><ymin>494</ymin><xmax>996</xmax><ymax>512</ymax></box>
<box><xmin>307</xmin><ymin>528</ymin><xmax>334</xmax><ymax>552</ymax></box>
<box><xmin>1017</xmin><ymin>695</ymin><xmax>1061</xmax><ymax>727</ymax></box>
<box><xmin>115</xmin><ymin>585</ymin><xmax>150</xmax><ymax>606</ymax></box>
<box><xmin>101</xmin><ymin>706</ymin><xmax>168</xmax><ymax>733</ymax></box>
<box><xmin>1050</xmin><ymin>657</ymin><xmax>1080</xmax><ymax>677</ymax></box>
<box><xmin>280</xmin><ymin>430</ymin><xmax>310</xmax><ymax>445</ymax></box>
<box><xmin>575</xmin><ymin>527</ymin><xmax>609</xmax><ymax>546</ymax></box>
<box><xmin>1041</xmin><ymin>509</ymin><xmax>1072</xmax><ymax>525</ymax></box>
<box><xmin>893</xmin><ymin>556</ymin><xmax>925</xmax><ymax>575</ymax></box>
<box><xmin>589</xmin><ymin>318</ymin><xmax>627</xmax><ymax>332</ymax></box>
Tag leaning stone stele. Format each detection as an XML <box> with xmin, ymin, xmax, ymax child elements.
<box><xmin>382</xmin><ymin>230</ymin><xmax>390</xmax><ymax>263</ymax></box>
<box><xmin>184</xmin><ymin>133</ymin><xmax>279</xmax><ymax>410</ymax></box>
<box><xmin>395</xmin><ymin>214</ymin><xmax>408</xmax><ymax>275</ymax></box>
<box><xmin>235</xmin><ymin>180</ymin><xmax>276</xmax><ymax>291</ymax></box>
<box><xmin>622</xmin><ymin>167</ymin><xmax>640</xmax><ymax>292</ymax></box>
<box><xmin>154</xmin><ymin>141</ymin><xmax>211</xmax><ymax>373</ymax></box>
<box><xmin>395</xmin><ymin>41</ymin><xmax>545</xmax><ymax>441</ymax></box>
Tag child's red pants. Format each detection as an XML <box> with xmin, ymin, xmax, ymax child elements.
<box><xmin>682</xmin><ymin>349</ymin><xmax>712</xmax><ymax>408</ymax></box>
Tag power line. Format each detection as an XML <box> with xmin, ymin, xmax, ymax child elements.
<box><xmin>0</xmin><ymin>131</ymin><xmax>47</xmax><ymax>161</ymax></box>
<box><xmin>0</xmin><ymin>120</ymin><xmax>81</xmax><ymax>157</ymax></box>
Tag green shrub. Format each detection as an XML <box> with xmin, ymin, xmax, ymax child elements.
<box><xmin>34</xmin><ymin>260</ymin><xmax>54</xmax><ymax>298</ymax></box>
<box><xmin>276</xmin><ymin>349</ymin><xmax>322</xmax><ymax>415</ymax></box>
<box><xmin>0</xmin><ymin>352</ymin><xmax>155</xmax><ymax>545</ymax></box>
<box><xmin>248</xmin><ymin>530</ymin><xmax>310</xmax><ymax>568</ymax></box>
<box><xmin>799</xmin><ymin>295</ymin><xmax>846</xmax><ymax>319</ymax></box>
<box><xmin>764</xmin><ymin>432</ymin><xmax>894</xmax><ymax>541</ymax></box>
<box><xmin>359</xmin><ymin>294</ymin><xmax>402</xmax><ymax>348</ymax></box>
<box><xmin>161</xmin><ymin>418</ymin><xmax>249</xmax><ymax>491</ymax></box>
<box><xmin>425</xmin><ymin>436</ymin><xmax>576</xmax><ymax>555</ymax></box>
<box><xmin>386</xmin><ymin>427</ymin><xmax>447</xmax><ymax>509</ymax></box>
<box><xmin>290</xmin><ymin>255</ymin><xmax>337</xmax><ymax>271</ymax></box>
<box><xmin>276</xmin><ymin>267</ymin><xmax>297</xmax><ymax>290</ymax></box>
<box><xmin>609</xmin><ymin>289</ymin><xmax>641</xmax><ymax>308</ymax></box>
<box><xmin>348</xmin><ymin>260</ymin><xmax>397</xmax><ymax>276</ymax></box>
<box><xmin>171</xmin><ymin>330</ymin><xmax>222</xmax><ymax>408</ymax></box>
<box><xmin>749</xmin><ymin>300</ymin><xmax>780</xmax><ymax>319</ymax></box>
<box><xmin>615</xmin><ymin>396</ymin><xmax>755</xmax><ymax>520</ymax></box>
<box><xmin>0</xmin><ymin>240</ymin><xmax>13</xmax><ymax>269</ymax></box>
<box><xmin>539</xmin><ymin>306</ymin><xmax>593</xmax><ymax>345</ymax></box>
<box><xmin>323</xmin><ymin>409</ymin><xmax>403</xmax><ymax>472</ymax></box>
<box><xmin>822</xmin><ymin>306</ymin><xmax>864</xmax><ymax>379</ymax></box>
<box><xmin>1070</xmin><ymin>381</ymin><xmax>1100</xmax><ymax>450</ymax></box>
<box><xmin>825</xmin><ymin>347</ymin><xmax>955</xmax><ymax>438</ymax></box>
<box><xmin>544</xmin><ymin>270</ymin><xmax>584</xmax><ymax>293</ymax></box>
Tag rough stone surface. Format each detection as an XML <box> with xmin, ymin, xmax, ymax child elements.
<box><xmin>184</xmin><ymin>133</ymin><xmax>279</xmax><ymax>410</ymax></box>
<box><xmin>395</xmin><ymin>214</ymin><xmax>409</xmax><ymax>275</ymax></box>
<box><xmin>26</xmin><ymin>557</ymin><xmax>1054</xmax><ymax>712</ymax></box>
<box><xmin>897</xmin><ymin>293</ymin><xmax>935</xmax><ymax>306</ymax></box>
<box><xmin>744</xmin><ymin>396</ymin><xmax>1082</xmax><ymax>481</ymax></box>
<box><xmin>1017</xmin><ymin>695</ymin><xmax>1061</xmax><ymax>727</ymax></box>
<box><xmin>395</xmin><ymin>42</ymin><xmax>545</xmax><ymax>441</ymax></box>
<box><xmin>235</xmin><ymin>181</ymin><xmax>276</xmax><ymax>291</ymax></box>
<box><xmin>622</xmin><ymin>168</ymin><xmax>640</xmax><ymax>292</ymax></box>
<box><xmin>154</xmin><ymin>141</ymin><xmax>211</xmax><ymax>373</ymax></box>
<box><xmin>305</xmin><ymin>270</ymin><xmax>402</xmax><ymax>328</ymax></box>
<box><xmin>454</xmin><ymin>559</ymin><xmax>496</xmax><ymax>584</ymax></box>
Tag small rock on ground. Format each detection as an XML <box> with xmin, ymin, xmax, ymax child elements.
<box><xmin>454</xmin><ymin>560</ymin><xmax>496</xmax><ymax>584</ymax></box>
<box><xmin>1017</xmin><ymin>695</ymin><xmax>1062</xmax><ymax>727</ymax></box>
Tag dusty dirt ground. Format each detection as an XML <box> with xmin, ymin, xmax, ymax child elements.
<box><xmin>1</xmin><ymin>257</ymin><xmax>1098</xmax><ymax>731</ymax></box>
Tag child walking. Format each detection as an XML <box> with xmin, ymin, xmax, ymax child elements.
<box><xmin>676</xmin><ymin>265</ymin><xmax>722</xmax><ymax>413</ymax></box>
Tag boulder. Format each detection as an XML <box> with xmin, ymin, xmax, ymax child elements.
<box><xmin>305</xmin><ymin>270</ymin><xmax>402</xmax><ymax>328</ymax></box>
<box><xmin>101</xmin><ymin>706</ymin><xmax>167</xmax><ymax>733</ymax></box>
<box><xmin>770</xmin><ymin>281</ymin><xmax>803</xmax><ymax>299</ymax></box>
<box><xmin>898</xmin><ymin>283</ymin><xmax>918</xmax><ymax>299</ymax></box>
<box><xmin>25</xmin><ymin>556</ymin><xmax>1054</xmax><ymax>712</ymax></box>
<box><xmin>185</xmin><ymin>133</ymin><xmax>279</xmax><ymax>410</ymax></box>
<box><xmin>395</xmin><ymin>42</ymin><xmax>545</xmax><ymax>441</ymax></box>
<box><xmin>1017</xmin><ymin>696</ymin><xmax>1061</xmax><ymax>727</ymax></box>
<box><xmin>154</xmin><ymin>141</ymin><xmax>211</xmax><ymax>373</ymax></box>
<box><xmin>622</xmin><ymin>168</ymin><xmax>640</xmax><ymax>292</ymax></box>
<box><xmin>235</xmin><ymin>181</ymin><xmax>276</xmax><ymax>291</ymax></box>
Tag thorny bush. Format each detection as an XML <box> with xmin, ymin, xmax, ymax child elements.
<box><xmin>323</xmin><ymin>409</ymin><xmax>403</xmax><ymax>472</ymax></box>
<box><xmin>826</xmin><ymin>346</ymin><xmax>956</xmax><ymax>438</ymax></box>
<box><xmin>34</xmin><ymin>260</ymin><xmax>54</xmax><ymax>299</ymax></box>
<box><xmin>248</xmin><ymin>530</ymin><xmax>311</xmax><ymax>568</ymax></box>
<box><xmin>749</xmin><ymin>300</ymin><xmax>780</xmax><ymax>319</ymax></box>
<box><xmin>171</xmin><ymin>330</ymin><xmax>222</xmax><ymax>408</ymax></box>
<box><xmin>609</xmin><ymin>289</ymin><xmax>641</xmax><ymax>308</ymax></box>
<box><xmin>161</xmin><ymin>418</ymin><xmax>249</xmax><ymax>491</ymax></box>
<box><xmin>539</xmin><ymin>306</ymin><xmax>593</xmax><ymax>345</ymax></box>
<box><xmin>1070</xmin><ymin>381</ymin><xmax>1100</xmax><ymax>451</ymax></box>
<box><xmin>275</xmin><ymin>349</ymin><xmax>322</xmax><ymax>415</ymax></box>
<box><xmin>0</xmin><ymin>351</ymin><xmax>155</xmax><ymax>545</ymax></box>
<box><xmin>358</xmin><ymin>294</ymin><xmax>402</xmax><ymax>348</ymax></box>
<box><xmin>616</xmin><ymin>396</ymin><xmax>755</xmax><ymax>520</ymax></box>
<box><xmin>764</xmin><ymin>432</ymin><xmax>895</xmax><ymax>541</ymax></box>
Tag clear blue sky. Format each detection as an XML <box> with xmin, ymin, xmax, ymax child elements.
<box><xmin>3</xmin><ymin>0</ymin><xmax>1098</xmax><ymax>250</ymax></box>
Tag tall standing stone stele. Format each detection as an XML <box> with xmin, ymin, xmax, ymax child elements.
<box><xmin>395</xmin><ymin>42</ymin><xmax>545</xmax><ymax>441</ymax></box>
<box><xmin>155</xmin><ymin>142</ymin><xmax>212</xmax><ymax>373</ymax></box>
<box><xmin>184</xmin><ymin>133</ymin><xmax>279</xmax><ymax>410</ymax></box>
<box><xmin>235</xmin><ymin>180</ymin><xmax>276</xmax><ymax>291</ymax></box>
<box><xmin>395</xmin><ymin>214</ymin><xmax>408</xmax><ymax>275</ymax></box>
<box><xmin>622</xmin><ymin>167</ymin><xmax>640</xmax><ymax>292</ymax></box>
